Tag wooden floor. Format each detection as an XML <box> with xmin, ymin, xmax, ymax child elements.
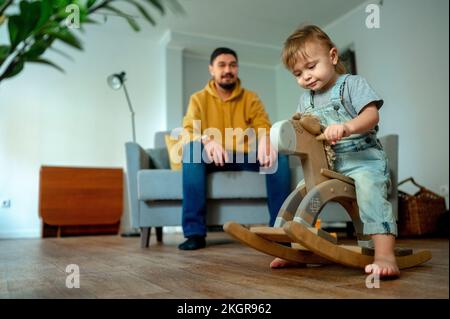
<box><xmin>0</xmin><ymin>231</ymin><xmax>448</xmax><ymax>299</ymax></box>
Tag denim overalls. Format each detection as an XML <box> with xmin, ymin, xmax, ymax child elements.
<box><xmin>302</xmin><ymin>74</ymin><xmax>397</xmax><ymax>236</ymax></box>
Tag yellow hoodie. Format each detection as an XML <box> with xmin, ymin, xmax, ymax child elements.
<box><xmin>182</xmin><ymin>79</ymin><xmax>271</xmax><ymax>153</ymax></box>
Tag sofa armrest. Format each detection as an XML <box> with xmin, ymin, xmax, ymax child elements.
<box><xmin>125</xmin><ymin>142</ymin><xmax>151</xmax><ymax>228</ymax></box>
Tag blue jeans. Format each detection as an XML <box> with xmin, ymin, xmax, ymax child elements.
<box><xmin>182</xmin><ymin>141</ymin><xmax>291</xmax><ymax>237</ymax></box>
<box><xmin>333</xmin><ymin>140</ymin><xmax>397</xmax><ymax>236</ymax></box>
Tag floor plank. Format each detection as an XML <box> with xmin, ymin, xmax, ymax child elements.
<box><xmin>0</xmin><ymin>232</ymin><xmax>447</xmax><ymax>299</ymax></box>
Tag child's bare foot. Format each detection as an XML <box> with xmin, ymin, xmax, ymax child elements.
<box><xmin>365</xmin><ymin>257</ymin><xmax>400</xmax><ymax>278</ymax></box>
<box><xmin>270</xmin><ymin>258</ymin><xmax>305</xmax><ymax>268</ymax></box>
<box><xmin>366</xmin><ymin>234</ymin><xmax>400</xmax><ymax>279</ymax></box>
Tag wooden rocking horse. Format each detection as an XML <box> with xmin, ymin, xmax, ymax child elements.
<box><xmin>224</xmin><ymin>114</ymin><xmax>432</xmax><ymax>269</ymax></box>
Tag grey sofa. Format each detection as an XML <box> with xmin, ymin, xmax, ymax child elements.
<box><xmin>125</xmin><ymin>131</ymin><xmax>398</xmax><ymax>248</ymax></box>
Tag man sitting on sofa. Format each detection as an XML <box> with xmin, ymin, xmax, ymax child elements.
<box><xmin>179</xmin><ymin>47</ymin><xmax>291</xmax><ymax>250</ymax></box>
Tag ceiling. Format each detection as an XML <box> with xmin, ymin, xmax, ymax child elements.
<box><xmin>152</xmin><ymin>0</ymin><xmax>367</xmax><ymax>46</ymax></box>
<box><xmin>94</xmin><ymin>0</ymin><xmax>368</xmax><ymax>64</ymax></box>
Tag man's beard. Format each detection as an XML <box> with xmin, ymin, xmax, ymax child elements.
<box><xmin>218</xmin><ymin>82</ymin><xmax>236</xmax><ymax>91</ymax></box>
<box><xmin>217</xmin><ymin>73</ymin><xmax>236</xmax><ymax>91</ymax></box>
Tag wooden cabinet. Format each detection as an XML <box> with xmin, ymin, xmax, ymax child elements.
<box><xmin>39</xmin><ymin>166</ymin><xmax>123</xmax><ymax>237</ymax></box>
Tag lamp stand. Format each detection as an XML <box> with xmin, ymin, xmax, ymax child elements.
<box><xmin>121</xmin><ymin>82</ymin><xmax>140</xmax><ymax>237</ymax></box>
<box><xmin>122</xmin><ymin>82</ymin><xmax>136</xmax><ymax>143</ymax></box>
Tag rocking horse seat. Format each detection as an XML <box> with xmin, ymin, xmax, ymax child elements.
<box><xmin>321</xmin><ymin>168</ymin><xmax>354</xmax><ymax>186</ymax></box>
<box><xmin>250</xmin><ymin>226</ymin><xmax>337</xmax><ymax>244</ymax></box>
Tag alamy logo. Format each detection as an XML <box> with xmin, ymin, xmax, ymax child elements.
<box><xmin>65</xmin><ymin>264</ymin><xmax>80</xmax><ymax>288</ymax></box>
<box><xmin>365</xmin><ymin>264</ymin><xmax>380</xmax><ymax>288</ymax></box>
<box><xmin>65</xmin><ymin>4</ymin><xmax>80</xmax><ymax>29</ymax></box>
<box><xmin>365</xmin><ymin>4</ymin><xmax>381</xmax><ymax>29</ymax></box>
<box><xmin>166</xmin><ymin>122</ymin><xmax>279</xmax><ymax>174</ymax></box>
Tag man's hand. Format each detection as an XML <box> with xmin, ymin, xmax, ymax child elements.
<box><xmin>258</xmin><ymin>135</ymin><xmax>277</xmax><ymax>168</ymax></box>
<box><xmin>323</xmin><ymin>123</ymin><xmax>351</xmax><ymax>145</ymax></box>
<box><xmin>204</xmin><ymin>140</ymin><xmax>229</xmax><ymax>166</ymax></box>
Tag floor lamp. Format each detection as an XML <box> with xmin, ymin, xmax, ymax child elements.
<box><xmin>107</xmin><ymin>71</ymin><xmax>136</xmax><ymax>142</ymax></box>
<box><xmin>107</xmin><ymin>71</ymin><xmax>140</xmax><ymax>237</ymax></box>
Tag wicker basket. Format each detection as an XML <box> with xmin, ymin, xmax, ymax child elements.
<box><xmin>398</xmin><ymin>177</ymin><xmax>447</xmax><ymax>237</ymax></box>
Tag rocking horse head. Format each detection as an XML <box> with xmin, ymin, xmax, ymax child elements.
<box><xmin>271</xmin><ymin>113</ymin><xmax>333</xmax><ymax>160</ymax></box>
<box><xmin>271</xmin><ymin>113</ymin><xmax>335</xmax><ymax>188</ymax></box>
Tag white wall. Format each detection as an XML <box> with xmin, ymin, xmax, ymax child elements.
<box><xmin>275</xmin><ymin>65</ymin><xmax>304</xmax><ymax>121</ymax></box>
<box><xmin>0</xmin><ymin>23</ymin><xmax>167</xmax><ymax>238</ymax></box>
<box><xmin>276</xmin><ymin>0</ymin><xmax>449</xmax><ymax>207</ymax></box>
<box><xmin>182</xmin><ymin>55</ymin><xmax>210</xmax><ymax>116</ymax></box>
<box><xmin>239</xmin><ymin>63</ymin><xmax>277</xmax><ymax>122</ymax></box>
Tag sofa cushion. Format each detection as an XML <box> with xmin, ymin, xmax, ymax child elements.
<box><xmin>164</xmin><ymin>135</ymin><xmax>183</xmax><ymax>171</ymax></box>
<box><xmin>137</xmin><ymin>169</ymin><xmax>268</xmax><ymax>201</ymax></box>
<box><xmin>146</xmin><ymin>148</ymin><xmax>170</xmax><ymax>169</ymax></box>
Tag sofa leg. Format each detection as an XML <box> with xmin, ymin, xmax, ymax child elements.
<box><xmin>141</xmin><ymin>227</ymin><xmax>151</xmax><ymax>248</ymax></box>
<box><xmin>156</xmin><ymin>227</ymin><xmax>163</xmax><ymax>242</ymax></box>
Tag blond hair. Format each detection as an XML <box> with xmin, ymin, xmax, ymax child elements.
<box><xmin>282</xmin><ymin>25</ymin><xmax>346</xmax><ymax>74</ymax></box>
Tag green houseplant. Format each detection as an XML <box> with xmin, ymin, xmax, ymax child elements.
<box><xmin>0</xmin><ymin>0</ymin><xmax>182</xmax><ymax>84</ymax></box>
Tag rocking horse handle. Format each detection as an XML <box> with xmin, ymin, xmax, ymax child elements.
<box><xmin>270</xmin><ymin>120</ymin><xmax>297</xmax><ymax>154</ymax></box>
<box><xmin>316</xmin><ymin>133</ymin><xmax>327</xmax><ymax>141</ymax></box>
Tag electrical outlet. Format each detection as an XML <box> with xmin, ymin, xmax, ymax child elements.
<box><xmin>1</xmin><ymin>199</ymin><xmax>11</xmax><ymax>209</ymax></box>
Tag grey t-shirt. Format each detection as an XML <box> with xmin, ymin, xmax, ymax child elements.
<box><xmin>296</xmin><ymin>75</ymin><xmax>384</xmax><ymax>116</ymax></box>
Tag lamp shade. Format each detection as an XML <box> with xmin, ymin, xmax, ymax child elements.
<box><xmin>107</xmin><ymin>72</ymin><xmax>126</xmax><ymax>90</ymax></box>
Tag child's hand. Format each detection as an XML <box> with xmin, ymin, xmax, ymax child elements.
<box><xmin>323</xmin><ymin>124</ymin><xmax>351</xmax><ymax>145</ymax></box>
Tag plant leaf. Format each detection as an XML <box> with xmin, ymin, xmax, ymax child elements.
<box><xmin>128</xmin><ymin>0</ymin><xmax>156</xmax><ymax>26</ymax></box>
<box><xmin>2</xmin><ymin>59</ymin><xmax>25</xmax><ymax>79</ymax></box>
<box><xmin>0</xmin><ymin>44</ymin><xmax>10</xmax><ymax>64</ymax></box>
<box><xmin>27</xmin><ymin>57</ymin><xmax>65</xmax><ymax>73</ymax></box>
<box><xmin>49</xmin><ymin>28</ymin><xmax>83</xmax><ymax>50</ymax></box>
<box><xmin>103</xmin><ymin>4</ymin><xmax>140</xmax><ymax>31</ymax></box>
<box><xmin>0</xmin><ymin>0</ymin><xmax>11</xmax><ymax>16</ymax></box>
<box><xmin>19</xmin><ymin>0</ymin><xmax>41</xmax><ymax>33</ymax></box>
<box><xmin>7</xmin><ymin>15</ymin><xmax>21</xmax><ymax>49</ymax></box>
<box><xmin>38</xmin><ymin>20</ymin><xmax>60</xmax><ymax>34</ymax></box>
<box><xmin>48</xmin><ymin>46</ymin><xmax>74</xmax><ymax>61</ymax></box>
<box><xmin>163</xmin><ymin>0</ymin><xmax>185</xmax><ymax>16</ymax></box>
<box><xmin>52</xmin><ymin>0</ymin><xmax>71</xmax><ymax>9</ymax></box>
<box><xmin>35</xmin><ymin>0</ymin><xmax>53</xmax><ymax>31</ymax></box>
<box><xmin>87</xmin><ymin>0</ymin><xmax>97</xmax><ymax>8</ymax></box>
<box><xmin>144</xmin><ymin>0</ymin><xmax>164</xmax><ymax>15</ymax></box>
<box><xmin>23</xmin><ymin>39</ymin><xmax>53</xmax><ymax>60</ymax></box>
<box><xmin>83</xmin><ymin>17</ymin><xmax>98</xmax><ymax>24</ymax></box>
<box><xmin>7</xmin><ymin>1</ymin><xmax>42</xmax><ymax>49</ymax></box>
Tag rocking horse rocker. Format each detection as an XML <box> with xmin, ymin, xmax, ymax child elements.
<box><xmin>224</xmin><ymin>114</ymin><xmax>432</xmax><ymax>270</ymax></box>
